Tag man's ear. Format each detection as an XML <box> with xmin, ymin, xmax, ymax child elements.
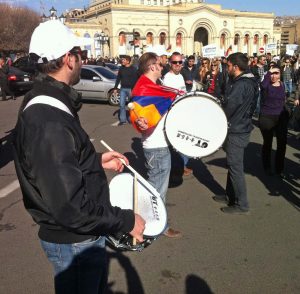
<box><xmin>64</xmin><ymin>53</ymin><xmax>73</xmax><ymax>70</ymax></box>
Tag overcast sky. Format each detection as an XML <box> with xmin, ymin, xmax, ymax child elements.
<box><xmin>2</xmin><ymin>0</ymin><xmax>298</xmax><ymax>16</ymax></box>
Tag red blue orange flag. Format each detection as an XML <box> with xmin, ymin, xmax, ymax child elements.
<box><xmin>130</xmin><ymin>75</ymin><xmax>182</xmax><ymax>132</ymax></box>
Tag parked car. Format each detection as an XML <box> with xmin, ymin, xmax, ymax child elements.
<box><xmin>73</xmin><ymin>65</ymin><xmax>120</xmax><ymax>106</ymax></box>
<box><xmin>103</xmin><ymin>63</ymin><xmax>120</xmax><ymax>74</ymax></box>
<box><xmin>12</xmin><ymin>56</ymin><xmax>37</xmax><ymax>75</ymax></box>
<box><xmin>0</xmin><ymin>66</ymin><xmax>33</xmax><ymax>97</ymax></box>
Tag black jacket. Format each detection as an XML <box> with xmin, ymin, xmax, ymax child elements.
<box><xmin>223</xmin><ymin>72</ymin><xmax>259</xmax><ymax>134</ymax></box>
<box><xmin>13</xmin><ymin>74</ymin><xmax>134</xmax><ymax>244</ymax></box>
<box><xmin>181</xmin><ymin>65</ymin><xmax>198</xmax><ymax>92</ymax></box>
<box><xmin>114</xmin><ymin>65</ymin><xmax>138</xmax><ymax>89</ymax></box>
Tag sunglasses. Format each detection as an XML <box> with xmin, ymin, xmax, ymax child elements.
<box><xmin>171</xmin><ymin>60</ymin><xmax>183</xmax><ymax>65</ymax></box>
<box><xmin>271</xmin><ymin>72</ymin><xmax>280</xmax><ymax>75</ymax></box>
<box><xmin>69</xmin><ymin>48</ymin><xmax>88</xmax><ymax>60</ymax></box>
<box><xmin>211</xmin><ymin>64</ymin><xmax>218</xmax><ymax>67</ymax></box>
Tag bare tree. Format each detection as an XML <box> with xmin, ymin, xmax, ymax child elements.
<box><xmin>0</xmin><ymin>4</ymin><xmax>40</xmax><ymax>52</ymax></box>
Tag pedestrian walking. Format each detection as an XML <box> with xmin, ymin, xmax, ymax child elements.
<box><xmin>113</xmin><ymin>55</ymin><xmax>138</xmax><ymax>125</ymax></box>
<box><xmin>0</xmin><ymin>57</ymin><xmax>15</xmax><ymax>101</ymax></box>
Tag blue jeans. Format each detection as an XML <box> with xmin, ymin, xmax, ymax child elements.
<box><xmin>119</xmin><ymin>88</ymin><xmax>131</xmax><ymax>123</ymax></box>
<box><xmin>224</xmin><ymin>133</ymin><xmax>250</xmax><ymax>210</ymax></box>
<box><xmin>143</xmin><ymin>147</ymin><xmax>171</xmax><ymax>204</ymax></box>
<box><xmin>255</xmin><ymin>91</ymin><xmax>261</xmax><ymax>115</ymax></box>
<box><xmin>284</xmin><ymin>80</ymin><xmax>293</xmax><ymax>96</ymax></box>
<box><xmin>40</xmin><ymin>237</ymin><xmax>107</xmax><ymax>294</ymax></box>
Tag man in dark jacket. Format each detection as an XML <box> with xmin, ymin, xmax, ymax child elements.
<box><xmin>13</xmin><ymin>20</ymin><xmax>145</xmax><ymax>293</ymax></box>
<box><xmin>0</xmin><ymin>57</ymin><xmax>15</xmax><ymax>100</ymax></box>
<box><xmin>213</xmin><ymin>52</ymin><xmax>258</xmax><ymax>214</ymax></box>
<box><xmin>181</xmin><ymin>55</ymin><xmax>198</xmax><ymax>92</ymax></box>
<box><xmin>113</xmin><ymin>55</ymin><xmax>138</xmax><ymax>125</ymax></box>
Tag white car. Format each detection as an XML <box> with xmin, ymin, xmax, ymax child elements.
<box><xmin>74</xmin><ymin>65</ymin><xmax>120</xmax><ymax>106</ymax></box>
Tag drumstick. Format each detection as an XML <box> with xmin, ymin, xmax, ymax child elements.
<box><xmin>100</xmin><ymin>140</ymin><xmax>160</xmax><ymax>197</ymax></box>
<box><xmin>132</xmin><ymin>173</ymin><xmax>138</xmax><ymax>246</ymax></box>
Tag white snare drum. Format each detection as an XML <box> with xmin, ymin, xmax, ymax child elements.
<box><xmin>164</xmin><ymin>92</ymin><xmax>228</xmax><ymax>158</ymax></box>
<box><xmin>107</xmin><ymin>173</ymin><xmax>167</xmax><ymax>251</ymax></box>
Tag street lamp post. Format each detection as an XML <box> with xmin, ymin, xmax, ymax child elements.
<box><xmin>98</xmin><ymin>32</ymin><xmax>109</xmax><ymax>57</ymax></box>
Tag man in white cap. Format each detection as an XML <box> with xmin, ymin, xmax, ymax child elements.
<box><xmin>13</xmin><ymin>20</ymin><xmax>145</xmax><ymax>293</ymax></box>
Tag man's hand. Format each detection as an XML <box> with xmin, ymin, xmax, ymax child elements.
<box><xmin>135</xmin><ymin>117</ymin><xmax>149</xmax><ymax>131</ymax></box>
<box><xmin>113</xmin><ymin>89</ymin><xmax>118</xmax><ymax>94</ymax></box>
<box><xmin>101</xmin><ymin>151</ymin><xmax>129</xmax><ymax>172</ymax></box>
<box><xmin>186</xmin><ymin>80</ymin><xmax>193</xmax><ymax>84</ymax></box>
<box><xmin>294</xmin><ymin>99</ymin><xmax>299</xmax><ymax>106</ymax></box>
<box><xmin>129</xmin><ymin>213</ymin><xmax>146</xmax><ymax>242</ymax></box>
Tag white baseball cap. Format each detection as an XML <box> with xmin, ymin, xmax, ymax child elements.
<box><xmin>29</xmin><ymin>20</ymin><xmax>92</xmax><ymax>62</ymax></box>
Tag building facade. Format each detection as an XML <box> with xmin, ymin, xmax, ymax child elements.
<box><xmin>65</xmin><ymin>0</ymin><xmax>281</xmax><ymax>57</ymax></box>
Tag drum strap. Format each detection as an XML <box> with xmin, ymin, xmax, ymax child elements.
<box><xmin>23</xmin><ymin>95</ymin><xmax>74</xmax><ymax>117</ymax></box>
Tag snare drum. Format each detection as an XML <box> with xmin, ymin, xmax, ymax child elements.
<box><xmin>107</xmin><ymin>173</ymin><xmax>167</xmax><ymax>251</ymax></box>
<box><xmin>164</xmin><ymin>91</ymin><xmax>228</xmax><ymax>158</ymax></box>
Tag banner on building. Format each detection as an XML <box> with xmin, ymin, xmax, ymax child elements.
<box><xmin>202</xmin><ymin>44</ymin><xmax>218</xmax><ymax>58</ymax></box>
<box><xmin>266</xmin><ymin>43</ymin><xmax>277</xmax><ymax>52</ymax></box>
<box><xmin>286</xmin><ymin>44</ymin><xmax>299</xmax><ymax>56</ymax></box>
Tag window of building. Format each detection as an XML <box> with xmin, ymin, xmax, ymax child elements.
<box><xmin>234</xmin><ymin>34</ymin><xmax>240</xmax><ymax>45</ymax></box>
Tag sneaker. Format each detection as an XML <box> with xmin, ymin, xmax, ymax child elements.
<box><xmin>118</xmin><ymin>122</ymin><xmax>127</xmax><ymax>126</ymax></box>
<box><xmin>212</xmin><ymin>194</ymin><xmax>228</xmax><ymax>204</ymax></box>
<box><xmin>221</xmin><ymin>206</ymin><xmax>249</xmax><ymax>215</ymax></box>
<box><xmin>163</xmin><ymin>228</ymin><xmax>182</xmax><ymax>239</ymax></box>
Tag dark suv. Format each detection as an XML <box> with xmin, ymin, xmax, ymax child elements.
<box><xmin>12</xmin><ymin>56</ymin><xmax>37</xmax><ymax>75</ymax></box>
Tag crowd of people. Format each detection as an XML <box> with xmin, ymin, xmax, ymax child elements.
<box><xmin>8</xmin><ymin>18</ymin><xmax>300</xmax><ymax>293</ymax></box>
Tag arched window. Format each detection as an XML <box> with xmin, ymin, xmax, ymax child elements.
<box><xmin>220</xmin><ymin>33</ymin><xmax>226</xmax><ymax>48</ymax></box>
<box><xmin>119</xmin><ymin>31</ymin><xmax>126</xmax><ymax>46</ymax></box>
<box><xmin>84</xmin><ymin>33</ymin><xmax>91</xmax><ymax>52</ymax></box>
<box><xmin>253</xmin><ymin>34</ymin><xmax>259</xmax><ymax>45</ymax></box>
<box><xmin>134</xmin><ymin>32</ymin><xmax>140</xmax><ymax>47</ymax></box>
<box><xmin>176</xmin><ymin>32</ymin><xmax>182</xmax><ymax>48</ymax></box>
<box><xmin>263</xmin><ymin>34</ymin><xmax>268</xmax><ymax>45</ymax></box>
<box><xmin>234</xmin><ymin>34</ymin><xmax>240</xmax><ymax>46</ymax></box>
<box><xmin>244</xmin><ymin>34</ymin><xmax>249</xmax><ymax>45</ymax></box>
<box><xmin>159</xmin><ymin>32</ymin><xmax>166</xmax><ymax>45</ymax></box>
<box><xmin>146</xmin><ymin>32</ymin><xmax>153</xmax><ymax>45</ymax></box>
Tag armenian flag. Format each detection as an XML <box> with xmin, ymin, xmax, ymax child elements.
<box><xmin>130</xmin><ymin>75</ymin><xmax>182</xmax><ymax>132</ymax></box>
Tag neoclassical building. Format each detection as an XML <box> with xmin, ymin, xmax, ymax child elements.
<box><xmin>65</xmin><ymin>0</ymin><xmax>281</xmax><ymax>57</ymax></box>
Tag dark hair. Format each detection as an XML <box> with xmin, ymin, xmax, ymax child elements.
<box><xmin>138</xmin><ymin>52</ymin><xmax>158</xmax><ymax>74</ymax></box>
<box><xmin>271</xmin><ymin>65</ymin><xmax>280</xmax><ymax>71</ymax></box>
<box><xmin>188</xmin><ymin>55</ymin><xmax>195</xmax><ymax>61</ymax></box>
<box><xmin>227</xmin><ymin>52</ymin><xmax>249</xmax><ymax>71</ymax></box>
<box><xmin>36</xmin><ymin>56</ymin><xmax>65</xmax><ymax>74</ymax></box>
<box><xmin>170</xmin><ymin>51</ymin><xmax>181</xmax><ymax>61</ymax></box>
<box><xmin>123</xmin><ymin>55</ymin><xmax>131</xmax><ymax>63</ymax></box>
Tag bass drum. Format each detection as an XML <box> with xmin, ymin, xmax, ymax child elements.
<box><xmin>107</xmin><ymin>173</ymin><xmax>167</xmax><ymax>252</ymax></box>
<box><xmin>164</xmin><ymin>91</ymin><xmax>228</xmax><ymax>158</ymax></box>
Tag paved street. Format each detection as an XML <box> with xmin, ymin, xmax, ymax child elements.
<box><xmin>0</xmin><ymin>97</ymin><xmax>299</xmax><ymax>294</ymax></box>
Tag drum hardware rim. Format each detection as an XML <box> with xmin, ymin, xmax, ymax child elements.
<box><xmin>164</xmin><ymin>93</ymin><xmax>228</xmax><ymax>158</ymax></box>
